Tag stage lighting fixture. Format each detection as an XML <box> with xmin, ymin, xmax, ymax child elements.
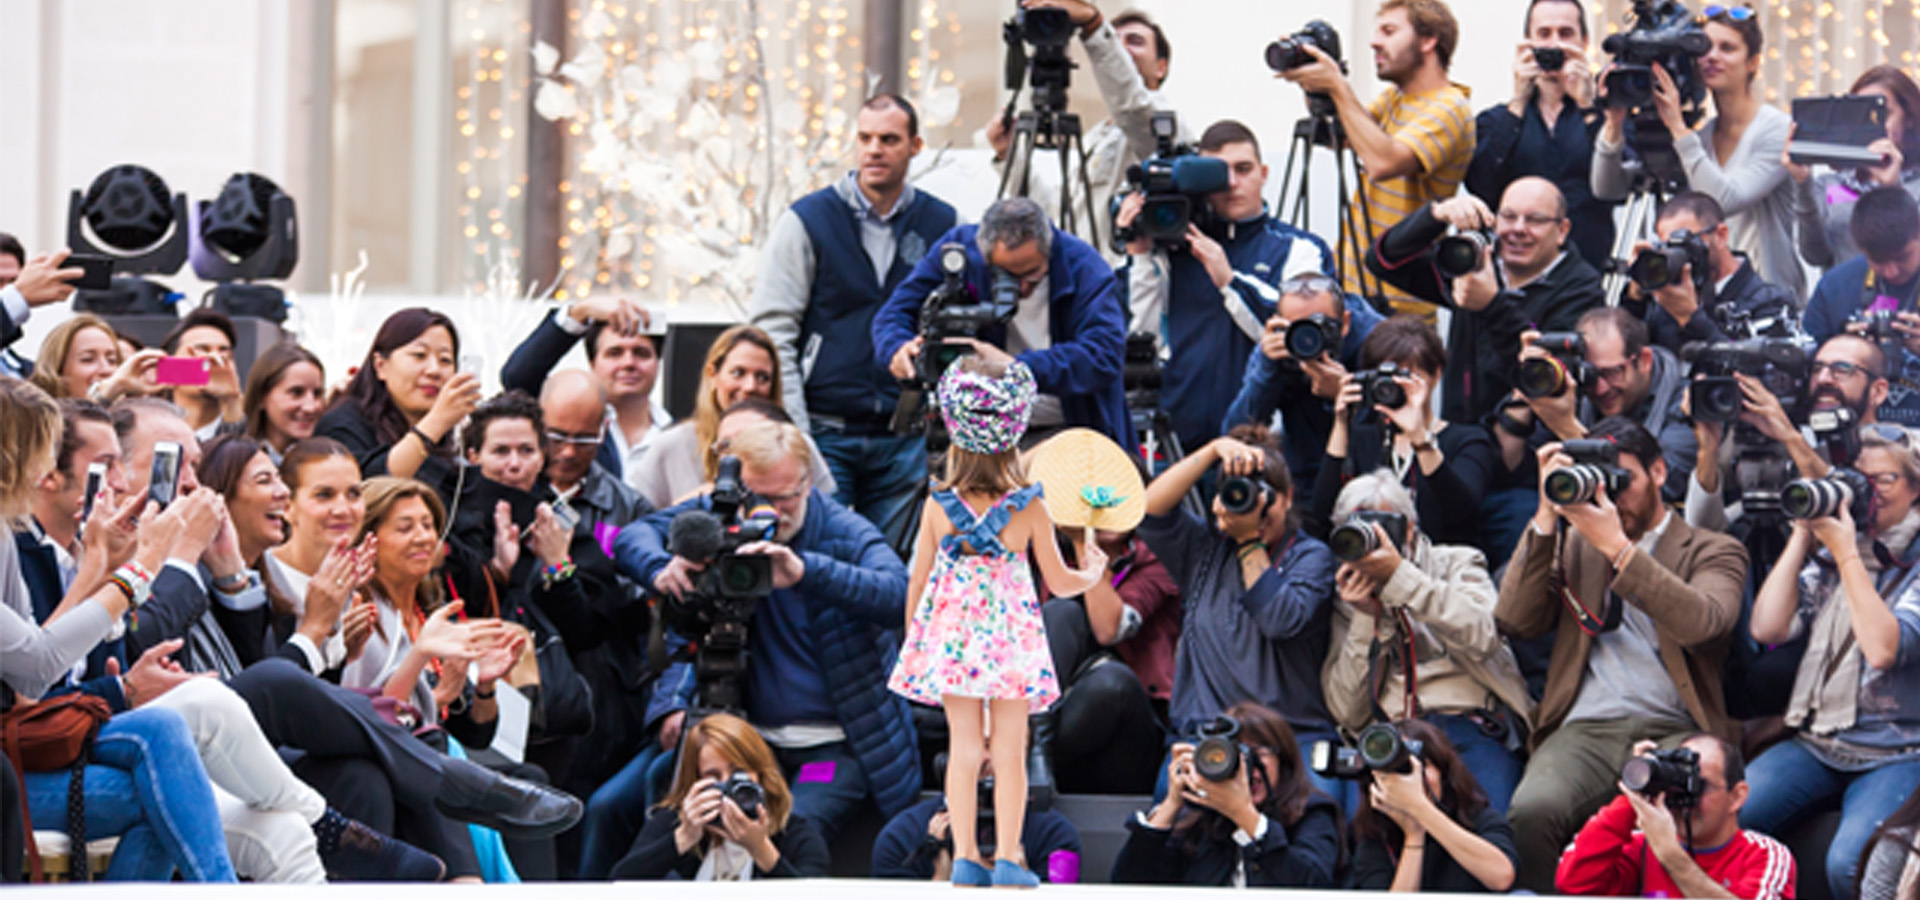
<box><xmin>189</xmin><ymin>172</ymin><xmax>298</xmax><ymax>323</ymax></box>
<box><xmin>65</xmin><ymin>164</ymin><xmax>190</xmax><ymax>314</ymax></box>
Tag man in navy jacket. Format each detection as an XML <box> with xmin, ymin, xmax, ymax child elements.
<box><xmin>873</xmin><ymin>198</ymin><xmax>1134</xmax><ymax>450</ymax></box>
<box><xmin>613</xmin><ymin>420</ymin><xmax>917</xmax><ymax>848</ymax></box>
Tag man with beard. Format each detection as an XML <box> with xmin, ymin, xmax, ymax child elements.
<box><xmin>1279</xmin><ymin>0</ymin><xmax>1474</xmax><ymax>317</ymax></box>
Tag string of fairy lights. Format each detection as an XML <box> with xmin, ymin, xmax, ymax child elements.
<box><xmin>1596</xmin><ymin>0</ymin><xmax>1920</xmax><ymax>104</ymax></box>
<box><xmin>454</xmin><ymin>0</ymin><xmax>532</xmax><ymax>294</ymax></box>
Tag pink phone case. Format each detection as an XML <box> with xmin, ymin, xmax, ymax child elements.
<box><xmin>156</xmin><ymin>357</ymin><xmax>211</xmax><ymax>386</ymax></box>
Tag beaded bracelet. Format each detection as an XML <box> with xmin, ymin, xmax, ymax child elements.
<box><xmin>542</xmin><ymin>557</ymin><xmax>577</xmax><ymax>586</ymax></box>
<box><xmin>1235</xmin><ymin>541</ymin><xmax>1269</xmax><ymax>561</ymax></box>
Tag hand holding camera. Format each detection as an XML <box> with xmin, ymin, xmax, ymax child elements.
<box><xmin>1331</xmin><ymin>513</ymin><xmax>1408</xmax><ymax>583</ymax></box>
<box><xmin>1335</xmin><ymin>565</ymin><xmax>1386</xmax><ymax>618</ymax></box>
<box><xmin>1510</xmin><ymin>43</ymin><xmax>1544</xmax><ymax>111</ymax></box>
<box><xmin>1184</xmin><ymin>225</ymin><xmax>1232</xmax><ymax>289</ymax></box>
<box><xmin>1534</xmin><ymin>441</ymin><xmax>1633</xmax><ymax>558</ymax></box>
<box><xmin>1517</xmin><ymin>331</ymin><xmax>1589</xmax><ymax>437</ymax></box>
<box><xmin>1369</xmin><ymin>757</ymin><xmax>1433</xmax><ymax>838</ymax></box>
<box><xmin>1270</xmin><ymin>25</ymin><xmax>1346</xmax><ymax>96</ymax></box>
<box><xmin>734</xmin><ymin>540</ymin><xmax>806</xmax><ymax>590</ymax></box>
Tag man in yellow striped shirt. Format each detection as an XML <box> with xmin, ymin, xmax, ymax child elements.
<box><xmin>1280</xmin><ymin>0</ymin><xmax>1475</xmax><ymax>319</ymax></box>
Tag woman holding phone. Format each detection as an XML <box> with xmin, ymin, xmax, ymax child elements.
<box><xmin>317</xmin><ymin>308</ymin><xmax>482</xmax><ymax>499</ymax></box>
<box><xmin>31</xmin><ymin>314</ymin><xmax>161</xmax><ymax>403</ymax></box>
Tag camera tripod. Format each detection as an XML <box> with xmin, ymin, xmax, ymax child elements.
<box><xmin>1603</xmin><ymin>173</ymin><xmax>1667</xmax><ymax>308</ymax></box>
<box><xmin>1127</xmin><ymin>394</ymin><xmax>1208</xmax><ymax>520</ymax></box>
<box><xmin>1275</xmin><ymin>106</ymin><xmax>1384</xmax><ymax>303</ymax></box>
<box><xmin>997</xmin><ymin>104</ymin><xmax>1103</xmax><ymax>244</ymax></box>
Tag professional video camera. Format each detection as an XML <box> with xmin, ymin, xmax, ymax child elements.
<box><xmin>1284</xmin><ymin>313</ymin><xmax>1343</xmax><ymax>362</ymax></box>
<box><xmin>1783</xmin><ymin>468</ymin><xmax>1875</xmax><ymax>522</ymax></box>
<box><xmin>1621</xmin><ymin>747</ymin><xmax>1705</xmax><ymax>809</ymax></box>
<box><xmin>890</xmin><ymin>243</ymin><xmax>1020</xmax><ymax>447</ymax></box>
<box><xmin>1600</xmin><ymin>0</ymin><xmax>1710</xmax><ymax>190</ymax></box>
<box><xmin>1310</xmin><ymin>722</ymin><xmax>1424</xmax><ymax>780</ymax></box>
<box><xmin>1518</xmin><ymin>332</ymin><xmax>1596</xmax><ymax>399</ymax></box>
<box><xmin>1683</xmin><ymin>338</ymin><xmax>1810</xmax><ymax>425</ymax></box>
<box><xmin>1544</xmin><ymin>438</ymin><xmax>1634</xmax><ymax>506</ymax></box>
<box><xmin>662</xmin><ymin>455</ymin><xmax>780</xmax><ymax>712</ymax></box>
<box><xmin>1353</xmin><ymin>363</ymin><xmax>1411</xmax><ymax>412</ymax></box>
<box><xmin>1113</xmin><ymin>113</ymin><xmax>1230</xmax><ymax>252</ymax></box>
<box><xmin>1190</xmin><ymin>717</ymin><xmax>1255</xmax><ymax>783</ymax></box>
<box><xmin>1328</xmin><ymin>510</ymin><xmax>1409</xmax><ymax>562</ymax></box>
<box><xmin>1630</xmin><ymin>229</ymin><xmax>1711</xmax><ymax>293</ymax></box>
<box><xmin>1003</xmin><ymin>3</ymin><xmax>1076</xmax><ymax>115</ymax></box>
<box><xmin>1435</xmin><ymin>227</ymin><xmax>1496</xmax><ymax>279</ymax></box>
<box><xmin>1267</xmin><ymin>20</ymin><xmax>1345</xmax><ymax>121</ymax></box>
<box><xmin>710</xmin><ymin>773</ymin><xmax>765</xmax><ymax>820</ymax></box>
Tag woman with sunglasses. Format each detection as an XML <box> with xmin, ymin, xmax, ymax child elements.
<box><xmin>1746</xmin><ymin>423</ymin><xmax>1920</xmax><ymax>900</ymax></box>
<box><xmin>1593</xmin><ymin>5</ymin><xmax>1802</xmax><ymax>299</ymax></box>
<box><xmin>1786</xmin><ymin>66</ymin><xmax>1920</xmax><ymax>271</ymax></box>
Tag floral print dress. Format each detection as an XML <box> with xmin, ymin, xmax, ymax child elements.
<box><xmin>888</xmin><ymin>484</ymin><xmax>1059</xmax><ymax>713</ymax></box>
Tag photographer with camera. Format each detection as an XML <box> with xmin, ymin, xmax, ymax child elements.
<box><xmin>1512</xmin><ymin>308</ymin><xmax>1698</xmax><ymax>502</ymax></box>
<box><xmin>1321</xmin><ymin>473</ymin><xmax>1533</xmax><ymax>811</ymax></box>
<box><xmin>1557</xmin><ymin>735</ymin><xmax>1793</xmax><ymax>899</ymax></box>
<box><xmin>875</xmin><ymin>197</ymin><xmax>1132</xmax><ymax>449</ymax></box>
<box><xmin>1637</xmin><ymin>192</ymin><xmax>1801</xmax><ymax>353</ymax></box>
<box><xmin>1497</xmin><ymin>417</ymin><xmax>1748</xmax><ymax>890</ymax></box>
<box><xmin>1743</xmin><ymin>423</ymin><xmax>1920</xmax><ymax>900</ymax></box>
<box><xmin>1120</xmin><ymin>119</ymin><xmax>1334</xmax><ymax>454</ymax></box>
<box><xmin>988</xmin><ymin>2</ymin><xmax>1179</xmax><ymax>262</ymax></box>
<box><xmin>1805</xmin><ymin>189</ymin><xmax>1920</xmax><ymax>358</ymax></box>
<box><xmin>1113</xmin><ymin>701</ymin><xmax>1340</xmax><ymax>887</ymax></box>
<box><xmin>1785</xmin><ymin>66</ymin><xmax>1920</xmax><ymax>271</ymax></box>
<box><xmin>1467</xmin><ymin>0</ymin><xmax>1613</xmax><ymax>270</ymax></box>
<box><xmin>1365</xmin><ymin>177</ymin><xmax>1604</xmax><ymax>425</ymax></box>
<box><xmin>612</xmin><ymin>421</ymin><xmax>915</xmax><ymax>851</ymax></box>
<box><xmin>1220</xmin><ymin>275</ymin><xmax>1384</xmax><ymax>512</ymax></box>
<box><xmin>1312</xmin><ymin>315</ymin><xmax>1498</xmax><ymax>550</ymax></box>
<box><xmin>870</xmin><ymin>740</ymin><xmax>1083</xmax><ymax>883</ymax></box>
<box><xmin>1347</xmin><ymin>719</ymin><xmax>1521</xmax><ymax>892</ymax></box>
<box><xmin>1277</xmin><ymin>0</ymin><xmax>1474</xmax><ymax>317</ymax></box>
<box><xmin>1594</xmin><ymin>6</ymin><xmax>1802</xmax><ymax>300</ymax></box>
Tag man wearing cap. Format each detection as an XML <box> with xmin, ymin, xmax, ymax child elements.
<box><xmin>500</xmin><ymin>294</ymin><xmax>668</xmax><ymax>493</ymax></box>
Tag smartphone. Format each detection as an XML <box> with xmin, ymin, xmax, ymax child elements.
<box><xmin>155</xmin><ymin>356</ymin><xmax>211</xmax><ymax>387</ymax></box>
<box><xmin>1791</xmin><ymin>95</ymin><xmax>1890</xmax><ymax>168</ymax></box>
<box><xmin>79</xmin><ymin>462</ymin><xmax>106</xmax><ymax>532</ymax></box>
<box><xmin>148</xmin><ymin>442</ymin><xmax>182</xmax><ymax>509</ymax></box>
<box><xmin>64</xmin><ymin>254</ymin><xmax>114</xmax><ymax>291</ymax></box>
<box><xmin>551</xmin><ymin>500</ymin><xmax>582</xmax><ymax>534</ymax></box>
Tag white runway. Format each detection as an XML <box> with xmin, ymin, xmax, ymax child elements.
<box><xmin>0</xmin><ymin>882</ymin><xmax>1520</xmax><ymax>898</ymax></box>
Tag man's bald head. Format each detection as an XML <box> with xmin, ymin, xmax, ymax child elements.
<box><xmin>1503</xmin><ymin>176</ymin><xmax>1568</xmax><ymax>220</ymax></box>
<box><xmin>541</xmin><ymin>369</ymin><xmax>610</xmax><ymax>491</ymax></box>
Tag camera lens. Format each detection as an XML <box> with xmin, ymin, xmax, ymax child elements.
<box><xmin>1782</xmin><ymin>477</ymin><xmax>1851</xmax><ymax>520</ymax></box>
<box><xmin>1434</xmin><ymin>232</ymin><xmax>1490</xmax><ymax>278</ymax></box>
<box><xmin>1265</xmin><ymin>38</ymin><xmax>1303</xmax><ymax>72</ymax></box>
<box><xmin>1193</xmin><ymin>737</ymin><xmax>1242</xmax><ymax>782</ymax></box>
<box><xmin>1328</xmin><ymin>521</ymin><xmax>1382</xmax><ymax>562</ymax></box>
<box><xmin>1533</xmin><ymin>46</ymin><xmax>1567</xmax><ymax>72</ymax></box>
<box><xmin>1544</xmin><ymin>464</ymin><xmax>1602</xmax><ymax>505</ymax></box>
<box><xmin>1219</xmin><ymin>475</ymin><xmax>1266</xmax><ymax>516</ymax></box>
<box><xmin>1690</xmin><ymin>377</ymin><xmax>1743</xmax><ymax>424</ymax></box>
<box><xmin>1369</xmin><ymin>376</ymin><xmax>1408</xmax><ymax>410</ymax></box>
<box><xmin>1620</xmin><ymin>756</ymin><xmax>1658</xmax><ymax>794</ymax></box>
<box><xmin>1518</xmin><ymin>356</ymin><xmax>1571</xmax><ymax>399</ymax></box>
<box><xmin>1285</xmin><ymin>321</ymin><xmax>1328</xmax><ymax>359</ymax></box>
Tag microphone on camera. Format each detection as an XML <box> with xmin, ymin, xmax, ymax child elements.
<box><xmin>668</xmin><ymin>509</ymin><xmax>725</xmax><ymax>564</ymax></box>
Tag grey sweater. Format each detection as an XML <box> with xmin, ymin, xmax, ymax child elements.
<box><xmin>0</xmin><ymin>537</ymin><xmax>115</xmax><ymax>700</ymax></box>
<box><xmin>1595</xmin><ymin>104</ymin><xmax>1803</xmax><ymax>300</ymax></box>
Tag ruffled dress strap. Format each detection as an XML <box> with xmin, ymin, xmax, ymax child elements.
<box><xmin>937</xmin><ymin>483</ymin><xmax>1046</xmax><ymax>557</ymax></box>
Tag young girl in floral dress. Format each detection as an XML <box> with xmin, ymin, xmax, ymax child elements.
<box><xmin>887</xmin><ymin>356</ymin><xmax>1106</xmax><ymax>888</ymax></box>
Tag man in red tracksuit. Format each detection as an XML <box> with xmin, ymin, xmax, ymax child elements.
<box><xmin>1558</xmin><ymin>734</ymin><xmax>1796</xmax><ymax>899</ymax></box>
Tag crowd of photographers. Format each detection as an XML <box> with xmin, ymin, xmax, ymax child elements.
<box><xmin>9</xmin><ymin>0</ymin><xmax>1920</xmax><ymax>894</ymax></box>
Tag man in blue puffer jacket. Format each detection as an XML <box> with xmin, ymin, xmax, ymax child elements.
<box><xmin>611</xmin><ymin>419</ymin><xmax>916</xmax><ymax>857</ymax></box>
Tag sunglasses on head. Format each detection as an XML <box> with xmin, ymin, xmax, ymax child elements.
<box><xmin>1866</xmin><ymin>423</ymin><xmax>1915</xmax><ymax>447</ymax></box>
<box><xmin>1703</xmin><ymin>4</ymin><xmax>1756</xmax><ymax>21</ymax></box>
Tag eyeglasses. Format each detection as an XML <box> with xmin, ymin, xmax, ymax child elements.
<box><xmin>759</xmin><ymin>480</ymin><xmax>810</xmax><ymax>503</ymax></box>
<box><xmin>544</xmin><ymin>427</ymin><xmax>606</xmax><ymax>447</ymax></box>
<box><xmin>1497</xmin><ymin>210</ymin><xmax>1563</xmax><ymax>229</ymax></box>
<box><xmin>1867</xmin><ymin>471</ymin><xmax>1909</xmax><ymax>489</ymax></box>
<box><xmin>1279</xmin><ymin>274</ymin><xmax>1342</xmax><ymax>296</ymax></box>
<box><xmin>1594</xmin><ymin>361</ymin><xmax>1635</xmax><ymax>387</ymax></box>
<box><xmin>1811</xmin><ymin>360</ymin><xmax>1881</xmax><ymax>380</ymax></box>
<box><xmin>1703</xmin><ymin>4</ymin><xmax>1756</xmax><ymax>21</ymax></box>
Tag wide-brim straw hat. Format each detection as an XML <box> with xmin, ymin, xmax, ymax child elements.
<box><xmin>1025</xmin><ymin>428</ymin><xmax>1147</xmax><ymax>532</ymax></box>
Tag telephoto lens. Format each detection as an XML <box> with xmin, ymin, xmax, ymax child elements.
<box><xmin>1356</xmin><ymin>722</ymin><xmax>1422</xmax><ymax>775</ymax></box>
<box><xmin>1630</xmin><ymin>245</ymin><xmax>1690</xmax><ymax>291</ymax></box>
<box><xmin>1544</xmin><ymin>463</ymin><xmax>1608</xmax><ymax>505</ymax></box>
<box><xmin>1781</xmin><ymin>475</ymin><xmax>1855</xmax><ymax>520</ymax></box>
<box><xmin>1434</xmin><ymin>229</ymin><xmax>1495</xmax><ymax>278</ymax></box>
<box><xmin>1218</xmin><ymin>475</ymin><xmax>1269</xmax><ymax>516</ymax></box>
<box><xmin>1518</xmin><ymin>356</ymin><xmax>1574</xmax><ymax>399</ymax></box>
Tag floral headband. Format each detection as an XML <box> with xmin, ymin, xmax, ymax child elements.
<box><xmin>936</xmin><ymin>359</ymin><xmax>1036</xmax><ymax>455</ymax></box>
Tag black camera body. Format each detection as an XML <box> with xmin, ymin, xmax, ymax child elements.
<box><xmin>1003</xmin><ymin>4</ymin><xmax>1076</xmax><ymax>113</ymax></box>
<box><xmin>1519</xmin><ymin>332</ymin><xmax>1596</xmax><ymax>399</ymax></box>
<box><xmin>1532</xmin><ymin>45</ymin><xmax>1568</xmax><ymax>72</ymax></box>
<box><xmin>1354</xmin><ymin>363</ymin><xmax>1411</xmax><ymax>411</ymax></box>
<box><xmin>890</xmin><ymin>244</ymin><xmax>1019</xmax><ymax>445</ymax></box>
<box><xmin>1267</xmin><ymin>20</ymin><xmax>1343</xmax><ymax>72</ymax></box>
<box><xmin>1329</xmin><ymin>510</ymin><xmax>1409</xmax><ymax>562</ymax></box>
<box><xmin>712</xmin><ymin>773</ymin><xmax>766</xmax><ymax>820</ymax></box>
<box><xmin>1435</xmin><ymin>227</ymin><xmax>1496</xmax><ymax>278</ymax></box>
<box><xmin>1219</xmin><ymin>474</ymin><xmax>1271</xmax><ymax>517</ymax></box>
<box><xmin>1285</xmin><ymin>313</ymin><xmax>1343</xmax><ymax>361</ymax></box>
<box><xmin>1600</xmin><ymin>0</ymin><xmax>1710</xmax><ymax>191</ymax></box>
<box><xmin>1114</xmin><ymin>113</ymin><xmax>1230</xmax><ymax>252</ymax></box>
<box><xmin>1544</xmin><ymin>438</ymin><xmax>1634</xmax><ymax>505</ymax></box>
<box><xmin>1622</xmin><ymin>747</ymin><xmax>1705</xmax><ymax>809</ymax></box>
<box><xmin>1631</xmin><ymin>229</ymin><xmax>1712</xmax><ymax>293</ymax></box>
<box><xmin>1852</xmin><ymin>309</ymin><xmax>1902</xmax><ymax>343</ymax></box>
<box><xmin>1311</xmin><ymin>722</ymin><xmax>1425</xmax><ymax>780</ymax></box>
<box><xmin>1191</xmin><ymin>717</ymin><xmax>1253</xmax><ymax>783</ymax></box>
<box><xmin>1783</xmin><ymin>468</ymin><xmax>1874</xmax><ymax>522</ymax></box>
<box><xmin>1683</xmin><ymin>338</ymin><xmax>1811</xmax><ymax>425</ymax></box>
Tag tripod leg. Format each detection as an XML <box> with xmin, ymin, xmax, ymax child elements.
<box><xmin>1073</xmin><ymin>130</ymin><xmax>1099</xmax><ymax>249</ymax></box>
<box><xmin>1058</xmin><ymin>129</ymin><xmax>1076</xmax><ymax>235</ymax></box>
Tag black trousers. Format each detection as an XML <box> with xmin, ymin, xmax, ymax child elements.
<box><xmin>1042</xmin><ymin>598</ymin><xmax>1165</xmax><ymax>794</ymax></box>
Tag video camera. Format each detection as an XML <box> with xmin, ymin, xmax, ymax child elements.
<box><xmin>1003</xmin><ymin>3</ymin><xmax>1076</xmax><ymax>115</ymax></box>
<box><xmin>1630</xmin><ymin>229</ymin><xmax>1711</xmax><ymax>293</ymax></box>
<box><xmin>1518</xmin><ymin>332</ymin><xmax>1596</xmax><ymax>399</ymax></box>
<box><xmin>662</xmin><ymin>455</ymin><xmax>781</xmax><ymax>712</ymax></box>
<box><xmin>890</xmin><ymin>243</ymin><xmax>1020</xmax><ymax>447</ymax></box>
<box><xmin>1783</xmin><ymin>468</ymin><xmax>1874</xmax><ymax>522</ymax></box>
<box><xmin>1544</xmin><ymin>438</ymin><xmax>1634</xmax><ymax>506</ymax></box>
<box><xmin>1683</xmin><ymin>338</ymin><xmax>1810</xmax><ymax>425</ymax></box>
<box><xmin>1310</xmin><ymin>722</ymin><xmax>1424</xmax><ymax>780</ymax></box>
<box><xmin>1329</xmin><ymin>510</ymin><xmax>1409</xmax><ymax>562</ymax></box>
<box><xmin>1267</xmin><ymin>20</ymin><xmax>1345</xmax><ymax>121</ymax></box>
<box><xmin>1113</xmin><ymin>113</ymin><xmax>1230</xmax><ymax>252</ymax></box>
<box><xmin>1600</xmin><ymin>0</ymin><xmax>1710</xmax><ymax>190</ymax></box>
<box><xmin>1621</xmin><ymin>747</ymin><xmax>1705</xmax><ymax>810</ymax></box>
<box><xmin>1435</xmin><ymin>227</ymin><xmax>1496</xmax><ymax>279</ymax></box>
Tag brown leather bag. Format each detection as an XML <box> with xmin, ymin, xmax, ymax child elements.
<box><xmin>2</xmin><ymin>693</ymin><xmax>113</xmax><ymax>882</ymax></box>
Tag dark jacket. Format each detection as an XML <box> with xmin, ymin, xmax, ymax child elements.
<box><xmin>611</xmin><ymin>806</ymin><xmax>830</xmax><ymax>880</ymax></box>
<box><xmin>314</xmin><ymin>401</ymin><xmax>459</xmax><ymax>504</ymax></box>
<box><xmin>499</xmin><ymin>311</ymin><xmax>626</xmax><ymax>477</ymax></box>
<box><xmin>1645</xmin><ymin>254</ymin><xmax>1800</xmax><ymax>353</ymax></box>
<box><xmin>1367</xmin><ymin>205</ymin><xmax>1606</xmax><ymax>424</ymax></box>
<box><xmin>1350</xmin><ymin>804</ymin><xmax>1518</xmax><ymax>891</ymax></box>
<box><xmin>613</xmin><ymin>488</ymin><xmax>921</xmax><ymax>819</ymax></box>
<box><xmin>1467</xmin><ymin>100</ymin><xmax>1613</xmax><ymax>269</ymax></box>
<box><xmin>870</xmin><ymin>796</ymin><xmax>1083</xmax><ymax>882</ymax></box>
<box><xmin>1804</xmin><ymin>254</ymin><xmax>1920</xmax><ymax>343</ymax></box>
<box><xmin>872</xmin><ymin>224</ymin><xmax>1135</xmax><ymax>450</ymax></box>
<box><xmin>1111</xmin><ymin>793</ymin><xmax>1343</xmax><ymax>887</ymax></box>
<box><xmin>1308</xmin><ymin>420</ymin><xmax>1498</xmax><ymax>550</ymax></box>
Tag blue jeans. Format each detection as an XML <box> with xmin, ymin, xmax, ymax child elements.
<box><xmin>1740</xmin><ymin>737</ymin><xmax>1920</xmax><ymax>900</ymax></box>
<box><xmin>1428</xmin><ymin>713</ymin><xmax>1524</xmax><ymax>814</ymax></box>
<box><xmin>577</xmin><ymin>743</ymin><xmax>676</xmax><ymax>879</ymax></box>
<box><xmin>812</xmin><ymin>428</ymin><xmax>926</xmax><ymax>547</ymax></box>
<box><xmin>24</xmin><ymin>706</ymin><xmax>236</xmax><ymax>882</ymax></box>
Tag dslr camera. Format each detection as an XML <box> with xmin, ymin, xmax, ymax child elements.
<box><xmin>1544</xmin><ymin>438</ymin><xmax>1634</xmax><ymax>506</ymax></box>
<box><xmin>711</xmin><ymin>772</ymin><xmax>766</xmax><ymax>820</ymax></box>
<box><xmin>1329</xmin><ymin>510</ymin><xmax>1409</xmax><ymax>562</ymax></box>
<box><xmin>1114</xmin><ymin>113</ymin><xmax>1229</xmax><ymax>252</ymax></box>
<box><xmin>1532</xmin><ymin>45</ymin><xmax>1568</xmax><ymax>72</ymax></box>
<box><xmin>1285</xmin><ymin>313</ymin><xmax>1343</xmax><ymax>361</ymax></box>
<box><xmin>1353</xmin><ymin>363</ymin><xmax>1411</xmax><ymax>412</ymax></box>
<box><xmin>1434</xmin><ymin>227</ymin><xmax>1496</xmax><ymax>279</ymax></box>
<box><xmin>1630</xmin><ymin>229</ymin><xmax>1711</xmax><ymax>293</ymax></box>
<box><xmin>1518</xmin><ymin>332</ymin><xmax>1596</xmax><ymax>399</ymax></box>
<box><xmin>890</xmin><ymin>243</ymin><xmax>1020</xmax><ymax>443</ymax></box>
<box><xmin>1782</xmin><ymin>468</ymin><xmax>1874</xmax><ymax>522</ymax></box>
<box><xmin>1621</xmin><ymin>747</ymin><xmax>1705</xmax><ymax>809</ymax></box>
<box><xmin>1219</xmin><ymin>473</ymin><xmax>1271</xmax><ymax>517</ymax></box>
<box><xmin>1682</xmin><ymin>338</ymin><xmax>1810</xmax><ymax>426</ymax></box>
<box><xmin>1851</xmin><ymin>309</ymin><xmax>1903</xmax><ymax>343</ymax></box>
<box><xmin>1267</xmin><ymin>21</ymin><xmax>1346</xmax><ymax>121</ymax></box>
<box><xmin>1311</xmin><ymin>722</ymin><xmax>1424</xmax><ymax>779</ymax></box>
<box><xmin>1190</xmin><ymin>717</ymin><xmax>1255</xmax><ymax>783</ymax></box>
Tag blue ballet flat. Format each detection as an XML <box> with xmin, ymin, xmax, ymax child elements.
<box><xmin>991</xmin><ymin>858</ymin><xmax>1040</xmax><ymax>888</ymax></box>
<box><xmin>952</xmin><ymin>857</ymin><xmax>993</xmax><ymax>887</ymax></box>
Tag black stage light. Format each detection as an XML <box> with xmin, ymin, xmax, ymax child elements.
<box><xmin>190</xmin><ymin>173</ymin><xmax>298</xmax><ymax>323</ymax></box>
<box><xmin>65</xmin><ymin>164</ymin><xmax>190</xmax><ymax>314</ymax></box>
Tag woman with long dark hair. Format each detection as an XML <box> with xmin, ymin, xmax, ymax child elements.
<box><xmin>1349</xmin><ymin>719</ymin><xmax>1518</xmax><ymax>892</ymax></box>
<box><xmin>1788</xmin><ymin>65</ymin><xmax>1920</xmax><ymax>270</ymax></box>
<box><xmin>316</xmin><ymin>308</ymin><xmax>482</xmax><ymax>495</ymax></box>
<box><xmin>1112</xmin><ymin>701</ymin><xmax>1340</xmax><ymax>887</ymax></box>
<box><xmin>243</xmin><ymin>341</ymin><xmax>327</xmax><ymax>460</ymax></box>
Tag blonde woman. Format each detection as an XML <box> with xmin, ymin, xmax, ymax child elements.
<box><xmin>29</xmin><ymin>314</ymin><xmax>159</xmax><ymax>402</ymax></box>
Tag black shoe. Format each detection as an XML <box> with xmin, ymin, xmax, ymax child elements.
<box><xmin>1027</xmin><ymin>712</ymin><xmax>1057</xmax><ymax>812</ymax></box>
<box><xmin>435</xmin><ymin>770</ymin><xmax>583</xmax><ymax>839</ymax></box>
<box><xmin>318</xmin><ymin>815</ymin><xmax>445</xmax><ymax>882</ymax></box>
